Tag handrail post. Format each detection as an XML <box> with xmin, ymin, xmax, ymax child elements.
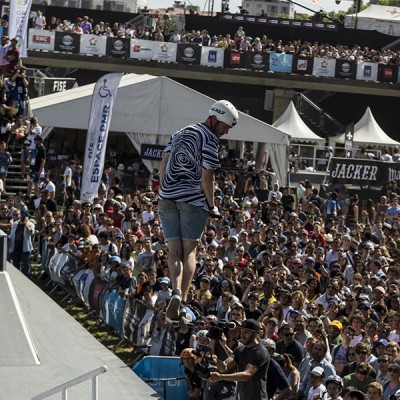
<box><xmin>0</xmin><ymin>229</ymin><xmax>7</xmax><ymax>271</ymax></box>
<box><xmin>92</xmin><ymin>375</ymin><xmax>98</xmax><ymax>400</ymax></box>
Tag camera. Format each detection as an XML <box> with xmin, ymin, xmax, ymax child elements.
<box><xmin>192</xmin><ymin>346</ymin><xmax>219</xmax><ymax>379</ymax></box>
<box><xmin>208</xmin><ymin>320</ymin><xmax>236</xmax><ymax>340</ymax></box>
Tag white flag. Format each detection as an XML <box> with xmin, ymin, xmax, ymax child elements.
<box><xmin>81</xmin><ymin>73</ymin><xmax>123</xmax><ymax>202</ymax></box>
<box><xmin>8</xmin><ymin>0</ymin><xmax>32</xmax><ymax>58</ymax></box>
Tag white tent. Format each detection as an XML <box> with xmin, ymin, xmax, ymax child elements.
<box><xmin>30</xmin><ymin>73</ymin><xmax>290</xmax><ymax>185</ymax></box>
<box><xmin>345</xmin><ymin>5</ymin><xmax>400</xmax><ymax>36</ymax></box>
<box><xmin>272</xmin><ymin>101</ymin><xmax>325</xmax><ymax>145</ymax></box>
<box><xmin>330</xmin><ymin>107</ymin><xmax>400</xmax><ymax>148</ymax></box>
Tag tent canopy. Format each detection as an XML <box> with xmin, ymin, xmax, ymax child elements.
<box><xmin>272</xmin><ymin>101</ymin><xmax>325</xmax><ymax>145</ymax></box>
<box><xmin>344</xmin><ymin>5</ymin><xmax>400</xmax><ymax>35</ymax></box>
<box><xmin>30</xmin><ymin>73</ymin><xmax>289</xmax><ymax>184</ymax></box>
<box><xmin>330</xmin><ymin>107</ymin><xmax>400</xmax><ymax>147</ymax></box>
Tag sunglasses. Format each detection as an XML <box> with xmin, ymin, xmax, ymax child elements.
<box><xmin>378</xmin><ymin>359</ymin><xmax>389</xmax><ymax>363</ymax></box>
<box><xmin>284</xmin><ymin>333</ymin><xmax>294</xmax><ymax>337</ymax></box>
<box><xmin>348</xmin><ymin>353</ymin><xmax>356</xmax><ymax>356</ymax></box>
<box><xmin>356</xmin><ymin>350</ymin><xmax>368</xmax><ymax>355</ymax></box>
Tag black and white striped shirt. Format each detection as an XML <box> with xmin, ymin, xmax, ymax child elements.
<box><xmin>159</xmin><ymin>123</ymin><xmax>220</xmax><ymax>208</ymax></box>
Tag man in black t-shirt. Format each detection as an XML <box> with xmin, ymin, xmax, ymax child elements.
<box><xmin>27</xmin><ymin>136</ymin><xmax>46</xmax><ymax>197</ymax></box>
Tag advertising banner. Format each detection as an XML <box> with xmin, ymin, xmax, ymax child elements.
<box><xmin>245</xmin><ymin>51</ymin><xmax>269</xmax><ymax>71</ymax></box>
<box><xmin>225</xmin><ymin>50</ymin><xmax>245</xmax><ymax>68</ymax></box>
<box><xmin>122</xmin><ymin>298</ymin><xmax>152</xmax><ymax>346</ymax></box>
<box><xmin>141</xmin><ymin>144</ymin><xmax>165</xmax><ymax>161</ymax></box>
<box><xmin>356</xmin><ymin>61</ymin><xmax>378</xmax><ymax>81</ymax></box>
<box><xmin>152</xmin><ymin>41</ymin><xmax>177</xmax><ymax>62</ymax></box>
<box><xmin>312</xmin><ymin>57</ymin><xmax>336</xmax><ymax>77</ymax></box>
<box><xmin>200</xmin><ymin>47</ymin><xmax>224</xmax><ymax>67</ymax></box>
<box><xmin>130</xmin><ymin>39</ymin><xmax>153</xmax><ymax>60</ymax></box>
<box><xmin>177</xmin><ymin>44</ymin><xmax>201</xmax><ymax>64</ymax></box>
<box><xmin>100</xmin><ymin>289</ymin><xmax>125</xmax><ymax>335</ymax></box>
<box><xmin>88</xmin><ymin>277</ymin><xmax>108</xmax><ymax>315</ymax></box>
<box><xmin>8</xmin><ymin>0</ymin><xmax>32</xmax><ymax>58</ymax></box>
<box><xmin>335</xmin><ymin>59</ymin><xmax>357</xmax><ymax>79</ymax></box>
<box><xmin>377</xmin><ymin>64</ymin><xmax>398</xmax><ymax>83</ymax></box>
<box><xmin>269</xmin><ymin>53</ymin><xmax>293</xmax><ymax>73</ymax></box>
<box><xmin>80</xmin><ymin>34</ymin><xmax>107</xmax><ymax>56</ymax></box>
<box><xmin>28</xmin><ymin>28</ymin><xmax>55</xmax><ymax>51</ymax></box>
<box><xmin>44</xmin><ymin>78</ymin><xmax>76</xmax><ymax>95</ymax></box>
<box><xmin>106</xmin><ymin>37</ymin><xmax>130</xmax><ymax>58</ymax></box>
<box><xmin>54</xmin><ymin>31</ymin><xmax>80</xmax><ymax>53</ymax></box>
<box><xmin>292</xmin><ymin>56</ymin><xmax>313</xmax><ymax>75</ymax></box>
<box><xmin>81</xmin><ymin>73</ymin><xmax>122</xmax><ymax>202</ymax></box>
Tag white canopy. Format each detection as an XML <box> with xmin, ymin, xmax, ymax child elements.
<box><xmin>272</xmin><ymin>101</ymin><xmax>325</xmax><ymax>145</ymax></box>
<box><xmin>330</xmin><ymin>107</ymin><xmax>400</xmax><ymax>147</ymax></box>
<box><xmin>345</xmin><ymin>5</ymin><xmax>400</xmax><ymax>36</ymax></box>
<box><xmin>30</xmin><ymin>73</ymin><xmax>290</xmax><ymax>185</ymax></box>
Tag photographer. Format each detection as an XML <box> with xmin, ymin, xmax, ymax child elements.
<box><xmin>209</xmin><ymin>319</ymin><xmax>270</xmax><ymax>400</ymax></box>
<box><xmin>11</xmin><ymin>66</ymin><xmax>28</xmax><ymax>116</ymax></box>
<box><xmin>180</xmin><ymin>348</ymin><xmax>202</xmax><ymax>400</ymax></box>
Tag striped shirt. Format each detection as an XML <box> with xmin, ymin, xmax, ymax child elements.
<box><xmin>159</xmin><ymin>123</ymin><xmax>220</xmax><ymax>208</ymax></box>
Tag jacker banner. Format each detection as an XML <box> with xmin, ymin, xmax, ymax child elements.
<box><xmin>8</xmin><ymin>0</ymin><xmax>32</xmax><ymax>58</ymax></box>
<box><xmin>329</xmin><ymin>157</ymin><xmax>400</xmax><ymax>185</ymax></box>
<box><xmin>81</xmin><ymin>73</ymin><xmax>123</xmax><ymax>201</ymax></box>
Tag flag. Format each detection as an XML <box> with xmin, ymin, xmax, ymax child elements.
<box><xmin>8</xmin><ymin>0</ymin><xmax>32</xmax><ymax>58</ymax></box>
<box><xmin>81</xmin><ymin>73</ymin><xmax>123</xmax><ymax>202</ymax></box>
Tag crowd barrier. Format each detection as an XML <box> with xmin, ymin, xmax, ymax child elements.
<box><xmin>28</xmin><ymin>29</ymin><xmax>400</xmax><ymax>84</ymax></box>
<box><xmin>46</xmin><ymin>249</ymin><xmax>177</xmax><ymax>356</ymax></box>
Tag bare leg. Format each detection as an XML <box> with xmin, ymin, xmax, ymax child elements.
<box><xmin>181</xmin><ymin>240</ymin><xmax>198</xmax><ymax>301</ymax></box>
<box><xmin>167</xmin><ymin>239</ymin><xmax>183</xmax><ymax>292</ymax></box>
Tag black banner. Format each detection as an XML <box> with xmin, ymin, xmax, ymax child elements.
<box><xmin>54</xmin><ymin>32</ymin><xmax>80</xmax><ymax>53</ymax></box>
<box><xmin>122</xmin><ymin>298</ymin><xmax>149</xmax><ymax>346</ymax></box>
<box><xmin>106</xmin><ymin>37</ymin><xmax>130</xmax><ymax>58</ymax></box>
<box><xmin>245</xmin><ymin>51</ymin><xmax>269</xmax><ymax>71</ymax></box>
<box><xmin>329</xmin><ymin>157</ymin><xmax>400</xmax><ymax>185</ymax></box>
<box><xmin>335</xmin><ymin>59</ymin><xmax>357</xmax><ymax>80</ymax></box>
<box><xmin>224</xmin><ymin>50</ymin><xmax>245</xmax><ymax>69</ymax></box>
<box><xmin>377</xmin><ymin>64</ymin><xmax>398</xmax><ymax>83</ymax></box>
<box><xmin>44</xmin><ymin>78</ymin><xmax>76</xmax><ymax>95</ymax></box>
<box><xmin>177</xmin><ymin>44</ymin><xmax>201</xmax><ymax>64</ymax></box>
<box><xmin>140</xmin><ymin>144</ymin><xmax>165</xmax><ymax>161</ymax></box>
<box><xmin>292</xmin><ymin>56</ymin><xmax>313</xmax><ymax>75</ymax></box>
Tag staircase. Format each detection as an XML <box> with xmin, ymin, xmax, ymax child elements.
<box><xmin>293</xmin><ymin>92</ymin><xmax>345</xmax><ymax>138</ymax></box>
<box><xmin>4</xmin><ymin>146</ymin><xmax>29</xmax><ymax>197</ymax></box>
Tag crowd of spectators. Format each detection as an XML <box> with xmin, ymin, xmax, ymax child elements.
<box><xmin>31</xmin><ymin>8</ymin><xmax>400</xmax><ymax>65</ymax></box>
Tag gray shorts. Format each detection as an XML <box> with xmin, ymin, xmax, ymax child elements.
<box><xmin>159</xmin><ymin>199</ymin><xmax>208</xmax><ymax>242</ymax></box>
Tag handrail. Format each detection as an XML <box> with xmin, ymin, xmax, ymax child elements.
<box><xmin>32</xmin><ymin>365</ymin><xmax>108</xmax><ymax>400</ymax></box>
<box><xmin>382</xmin><ymin>37</ymin><xmax>400</xmax><ymax>51</ymax></box>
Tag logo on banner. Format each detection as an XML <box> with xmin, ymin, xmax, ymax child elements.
<box><xmin>341</xmin><ymin>63</ymin><xmax>351</xmax><ymax>73</ymax></box>
<box><xmin>98</xmin><ymin>79</ymin><xmax>113</xmax><ymax>98</ymax></box>
<box><xmin>230</xmin><ymin>53</ymin><xmax>241</xmax><ymax>64</ymax></box>
<box><xmin>89</xmin><ymin>37</ymin><xmax>97</xmax><ymax>46</ymax></box>
<box><xmin>33</xmin><ymin>34</ymin><xmax>50</xmax><ymax>43</ymax></box>
<box><xmin>320</xmin><ymin>60</ymin><xmax>328</xmax><ymax>68</ymax></box>
<box><xmin>208</xmin><ymin>50</ymin><xmax>217</xmax><ymax>63</ymax></box>
<box><xmin>134</xmin><ymin>45</ymin><xmax>141</xmax><ymax>52</ymax></box>
<box><xmin>384</xmin><ymin>68</ymin><xmax>393</xmax><ymax>79</ymax></box>
<box><xmin>160</xmin><ymin>44</ymin><xmax>168</xmax><ymax>53</ymax></box>
<box><xmin>113</xmin><ymin>40</ymin><xmax>124</xmax><ymax>51</ymax></box>
<box><xmin>62</xmin><ymin>35</ymin><xmax>73</xmax><ymax>46</ymax></box>
<box><xmin>253</xmin><ymin>54</ymin><xmax>263</xmax><ymax>64</ymax></box>
<box><xmin>364</xmin><ymin>65</ymin><xmax>372</xmax><ymax>77</ymax></box>
<box><xmin>184</xmin><ymin>47</ymin><xmax>194</xmax><ymax>57</ymax></box>
<box><xmin>297</xmin><ymin>60</ymin><xmax>308</xmax><ymax>70</ymax></box>
<box><xmin>304</xmin><ymin>22</ymin><xmax>313</xmax><ymax>27</ymax></box>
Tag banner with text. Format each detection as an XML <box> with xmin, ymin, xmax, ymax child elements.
<box><xmin>335</xmin><ymin>59</ymin><xmax>357</xmax><ymax>80</ymax></box>
<box><xmin>269</xmin><ymin>53</ymin><xmax>293</xmax><ymax>74</ymax></box>
<box><xmin>54</xmin><ymin>31</ymin><xmax>80</xmax><ymax>53</ymax></box>
<box><xmin>329</xmin><ymin>157</ymin><xmax>400</xmax><ymax>185</ymax></box>
<box><xmin>28</xmin><ymin>29</ymin><xmax>55</xmax><ymax>51</ymax></box>
<box><xmin>130</xmin><ymin>39</ymin><xmax>153</xmax><ymax>60</ymax></box>
<box><xmin>81</xmin><ymin>72</ymin><xmax>123</xmax><ymax>202</ymax></box>
<box><xmin>9</xmin><ymin>0</ymin><xmax>32</xmax><ymax>58</ymax></box>
<box><xmin>106</xmin><ymin>37</ymin><xmax>130</xmax><ymax>58</ymax></box>
<box><xmin>141</xmin><ymin>144</ymin><xmax>165</xmax><ymax>161</ymax></box>
<box><xmin>312</xmin><ymin>57</ymin><xmax>336</xmax><ymax>77</ymax></box>
<box><xmin>80</xmin><ymin>35</ymin><xmax>107</xmax><ymax>56</ymax></box>
<box><xmin>356</xmin><ymin>61</ymin><xmax>378</xmax><ymax>81</ymax></box>
<box><xmin>200</xmin><ymin>47</ymin><xmax>224</xmax><ymax>67</ymax></box>
<box><xmin>245</xmin><ymin>51</ymin><xmax>269</xmax><ymax>71</ymax></box>
<box><xmin>177</xmin><ymin>44</ymin><xmax>201</xmax><ymax>64</ymax></box>
<box><xmin>152</xmin><ymin>41</ymin><xmax>177</xmax><ymax>63</ymax></box>
<box><xmin>292</xmin><ymin>56</ymin><xmax>314</xmax><ymax>75</ymax></box>
<box><xmin>100</xmin><ymin>289</ymin><xmax>125</xmax><ymax>335</ymax></box>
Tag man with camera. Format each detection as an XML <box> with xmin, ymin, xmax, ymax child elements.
<box><xmin>208</xmin><ymin>319</ymin><xmax>270</xmax><ymax>400</ymax></box>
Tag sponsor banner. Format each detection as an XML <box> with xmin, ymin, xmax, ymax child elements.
<box><xmin>292</xmin><ymin>56</ymin><xmax>313</xmax><ymax>75</ymax></box>
<box><xmin>225</xmin><ymin>50</ymin><xmax>245</xmax><ymax>68</ymax></box>
<box><xmin>80</xmin><ymin>34</ymin><xmax>107</xmax><ymax>56</ymax></box>
<box><xmin>81</xmin><ymin>73</ymin><xmax>123</xmax><ymax>202</ymax></box>
<box><xmin>130</xmin><ymin>39</ymin><xmax>153</xmax><ymax>60</ymax></box>
<box><xmin>122</xmin><ymin>298</ymin><xmax>152</xmax><ymax>346</ymax></box>
<box><xmin>200</xmin><ymin>47</ymin><xmax>224</xmax><ymax>67</ymax></box>
<box><xmin>72</xmin><ymin>269</ymin><xmax>91</xmax><ymax>306</ymax></box>
<box><xmin>141</xmin><ymin>144</ymin><xmax>165</xmax><ymax>161</ymax></box>
<box><xmin>54</xmin><ymin>31</ymin><xmax>80</xmax><ymax>53</ymax></box>
<box><xmin>329</xmin><ymin>157</ymin><xmax>400</xmax><ymax>185</ymax></box>
<box><xmin>152</xmin><ymin>41</ymin><xmax>177</xmax><ymax>62</ymax></box>
<box><xmin>344</xmin><ymin>123</ymin><xmax>355</xmax><ymax>158</ymax></box>
<box><xmin>106</xmin><ymin>37</ymin><xmax>130</xmax><ymax>58</ymax></box>
<box><xmin>312</xmin><ymin>57</ymin><xmax>336</xmax><ymax>77</ymax></box>
<box><xmin>356</xmin><ymin>61</ymin><xmax>378</xmax><ymax>81</ymax></box>
<box><xmin>100</xmin><ymin>289</ymin><xmax>125</xmax><ymax>335</ymax></box>
<box><xmin>28</xmin><ymin>28</ymin><xmax>55</xmax><ymax>51</ymax></box>
<box><xmin>88</xmin><ymin>277</ymin><xmax>108</xmax><ymax>315</ymax></box>
<box><xmin>149</xmin><ymin>325</ymin><xmax>177</xmax><ymax>356</ymax></box>
<box><xmin>176</xmin><ymin>44</ymin><xmax>201</xmax><ymax>64</ymax></box>
<box><xmin>335</xmin><ymin>59</ymin><xmax>357</xmax><ymax>79</ymax></box>
<box><xmin>377</xmin><ymin>64</ymin><xmax>398</xmax><ymax>83</ymax></box>
<box><xmin>44</xmin><ymin>78</ymin><xmax>76</xmax><ymax>95</ymax></box>
<box><xmin>48</xmin><ymin>251</ymin><xmax>68</xmax><ymax>285</ymax></box>
<box><xmin>245</xmin><ymin>51</ymin><xmax>268</xmax><ymax>71</ymax></box>
<box><xmin>269</xmin><ymin>53</ymin><xmax>293</xmax><ymax>73</ymax></box>
<box><xmin>9</xmin><ymin>0</ymin><xmax>32</xmax><ymax>58</ymax></box>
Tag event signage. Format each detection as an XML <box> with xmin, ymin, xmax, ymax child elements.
<box><xmin>152</xmin><ymin>42</ymin><xmax>177</xmax><ymax>62</ymax></box>
<box><xmin>378</xmin><ymin>64</ymin><xmax>398</xmax><ymax>82</ymax></box>
<box><xmin>130</xmin><ymin>39</ymin><xmax>153</xmax><ymax>60</ymax></box>
<box><xmin>344</xmin><ymin>123</ymin><xmax>354</xmax><ymax>158</ymax></box>
<box><xmin>44</xmin><ymin>78</ymin><xmax>76</xmax><ymax>95</ymax></box>
<box><xmin>330</xmin><ymin>157</ymin><xmax>400</xmax><ymax>185</ymax></box>
<box><xmin>141</xmin><ymin>144</ymin><xmax>165</xmax><ymax>161</ymax></box>
<box><xmin>269</xmin><ymin>53</ymin><xmax>292</xmax><ymax>73</ymax></box>
<box><xmin>106</xmin><ymin>37</ymin><xmax>130</xmax><ymax>58</ymax></box>
<box><xmin>312</xmin><ymin>57</ymin><xmax>336</xmax><ymax>77</ymax></box>
<box><xmin>9</xmin><ymin>0</ymin><xmax>32</xmax><ymax>58</ymax></box>
<box><xmin>356</xmin><ymin>61</ymin><xmax>378</xmax><ymax>81</ymax></box>
<box><xmin>54</xmin><ymin>31</ymin><xmax>80</xmax><ymax>53</ymax></box>
<box><xmin>245</xmin><ymin>51</ymin><xmax>268</xmax><ymax>71</ymax></box>
<box><xmin>200</xmin><ymin>47</ymin><xmax>224</xmax><ymax>67</ymax></box>
<box><xmin>80</xmin><ymin>35</ymin><xmax>107</xmax><ymax>56</ymax></box>
<box><xmin>335</xmin><ymin>59</ymin><xmax>357</xmax><ymax>79</ymax></box>
<box><xmin>177</xmin><ymin>44</ymin><xmax>201</xmax><ymax>64</ymax></box>
<box><xmin>28</xmin><ymin>28</ymin><xmax>55</xmax><ymax>51</ymax></box>
<box><xmin>292</xmin><ymin>56</ymin><xmax>314</xmax><ymax>75</ymax></box>
<box><xmin>81</xmin><ymin>73</ymin><xmax>123</xmax><ymax>202</ymax></box>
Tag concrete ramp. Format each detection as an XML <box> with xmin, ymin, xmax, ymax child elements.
<box><xmin>0</xmin><ymin>271</ymin><xmax>40</xmax><ymax>366</ymax></box>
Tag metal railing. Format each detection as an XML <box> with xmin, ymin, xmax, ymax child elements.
<box><xmin>32</xmin><ymin>365</ymin><xmax>108</xmax><ymax>400</ymax></box>
<box><xmin>382</xmin><ymin>37</ymin><xmax>400</xmax><ymax>52</ymax></box>
<box><xmin>294</xmin><ymin>92</ymin><xmax>345</xmax><ymax>136</ymax></box>
<box><xmin>301</xmin><ymin>89</ymin><xmax>334</xmax><ymax>105</ymax></box>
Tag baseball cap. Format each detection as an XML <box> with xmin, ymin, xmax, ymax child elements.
<box><xmin>267</xmin><ymin>317</ymin><xmax>279</xmax><ymax>325</ymax></box>
<box><xmin>241</xmin><ymin>319</ymin><xmax>260</xmax><ymax>332</ymax></box>
<box><xmin>260</xmin><ymin>338</ymin><xmax>276</xmax><ymax>350</ymax></box>
<box><xmin>376</xmin><ymin>338</ymin><xmax>389</xmax><ymax>346</ymax></box>
<box><xmin>109</xmin><ymin>256</ymin><xmax>121</xmax><ymax>263</ymax></box>
<box><xmin>311</xmin><ymin>366</ymin><xmax>325</xmax><ymax>377</ymax></box>
<box><xmin>330</xmin><ymin>320</ymin><xmax>343</xmax><ymax>330</ymax></box>
<box><xmin>160</xmin><ymin>277</ymin><xmax>170</xmax><ymax>285</ymax></box>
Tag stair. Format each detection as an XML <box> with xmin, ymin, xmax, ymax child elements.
<box><xmin>4</xmin><ymin>147</ymin><xmax>29</xmax><ymax>197</ymax></box>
